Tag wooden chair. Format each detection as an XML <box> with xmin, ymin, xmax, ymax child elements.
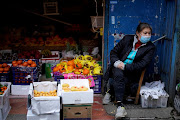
<box><xmin>127</xmin><ymin>69</ymin><xmax>146</xmax><ymax>104</ymax></box>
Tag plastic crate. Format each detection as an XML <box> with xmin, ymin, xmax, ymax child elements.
<box><xmin>12</xmin><ymin>67</ymin><xmax>38</xmax><ymax>85</ymax></box>
<box><xmin>54</xmin><ymin>75</ymin><xmax>64</xmax><ymax>84</ymax></box>
<box><xmin>0</xmin><ymin>82</ymin><xmax>11</xmax><ymax>108</ymax></box>
<box><xmin>141</xmin><ymin>94</ymin><xmax>168</xmax><ymax>108</ymax></box>
<box><xmin>157</xmin><ymin>96</ymin><xmax>169</xmax><ymax>108</ymax></box>
<box><xmin>92</xmin><ymin>75</ymin><xmax>102</xmax><ymax>93</ymax></box>
<box><xmin>0</xmin><ymin>72</ymin><xmax>10</xmax><ymax>82</ymax></box>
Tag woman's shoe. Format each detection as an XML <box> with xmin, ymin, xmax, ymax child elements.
<box><xmin>115</xmin><ymin>106</ymin><xmax>127</xmax><ymax>119</ymax></box>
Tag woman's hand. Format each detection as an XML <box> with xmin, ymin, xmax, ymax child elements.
<box><xmin>118</xmin><ymin>62</ymin><xmax>125</xmax><ymax>70</ymax></box>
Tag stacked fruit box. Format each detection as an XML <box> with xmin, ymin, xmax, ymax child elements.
<box><xmin>0</xmin><ymin>63</ymin><xmax>11</xmax><ymax>82</ymax></box>
<box><xmin>92</xmin><ymin>75</ymin><xmax>102</xmax><ymax>93</ymax></box>
<box><xmin>27</xmin><ymin>82</ymin><xmax>60</xmax><ymax>120</ymax></box>
<box><xmin>0</xmin><ymin>82</ymin><xmax>11</xmax><ymax>120</ymax></box>
<box><xmin>60</xmin><ymin>79</ymin><xmax>93</xmax><ymax>120</ymax></box>
<box><xmin>0</xmin><ymin>72</ymin><xmax>10</xmax><ymax>82</ymax></box>
<box><xmin>11</xmin><ymin>59</ymin><xmax>39</xmax><ymax>95</ymax></box>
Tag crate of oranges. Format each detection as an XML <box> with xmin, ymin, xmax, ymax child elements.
<box><xmin>0</xmin><ymin>63</ymin><xmax>11</xmax><ymax>82</ymax></box>
<box><xmin>0</xmin><ymin>82</ymin><xmax>11</xmax><ymax>108</ymax></box>
<box><xmin>11</xmin><ymin>59</ymin><xmax>39</xmax><ymax>85</ymax></box>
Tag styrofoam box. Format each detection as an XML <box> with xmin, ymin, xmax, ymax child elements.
<box><xmin>0</xmin><ymin>82</ymin><xmax>11</xmax><ymax>108</ymax></box>
<box><xmin>11</xmin><ymin>85</ymin><xmax>30</xmax><ymax>95</ymax></box>
<box><xmin>29</xmin><ymin>82</ymin><xmax>60</xmax><ymax>115</ymax></box>
<box><xmin>60</xmin><ymin>79</ymin><xmax>94</xmax><ymax>104</ymax></box>
<box><xmin>27</xmin><ymin>108</ymin><xmax>60</xmax><ymax>120</ymax></box>
<box><xmin>0</xmin><ymin>99</ymin><xmax>11</xmax><ymax>120</ymax></box>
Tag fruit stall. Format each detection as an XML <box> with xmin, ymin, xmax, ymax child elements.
<box><xmin>0</xmin><ymin>48</ymin><xmax>102</xmax><ymax>120</ymax></box>
<box><xmin>0</xmin><ymin>0</ymin><xmax>103</xmax><ymax>119</ymax></box>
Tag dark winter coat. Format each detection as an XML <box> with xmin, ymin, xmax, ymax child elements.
<box><xmin>103</xmin><ymin>35</ymin><xmax>156</xmax><ymax>86</ymax></box>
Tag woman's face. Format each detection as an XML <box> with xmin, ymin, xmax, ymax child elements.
<box><xmin>136</xmin><ymin>28</ymin><xmax>151</xmax><ymax>40</ymax></box>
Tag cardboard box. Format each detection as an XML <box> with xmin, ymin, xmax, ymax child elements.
<box><xmin>0</xmin><ymin>82</ymin><xmax>11</xmax><ymax>108</ymax></box>
<box><xmin>11</xmin><ymin>85</ymin><xmax>30</xmax><ymax>95</ymax></box>
<box><xmin>29</xmin><ymin>82</ymin><xmax>60</xmax><ymax>115</ymax></box>
<box><xmin>27</xmin><ymin>108</ymin><xmax>60</xmax><ymax>120</ymax></box>
<box><xmin>63</xmin><ymin>104</ymin><xmax>92</xmax><ymax>120</ymax></box>
<box><xmin>60</xmin><ymin>79</ymin><xmax>94</xmax><ymax>104</ymax></box>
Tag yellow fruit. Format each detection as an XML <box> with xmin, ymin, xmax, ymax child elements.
<box><xmin>34</xmin><ymin>90</ymin><xmax>37</xmax><ymax>94</ymax></box>
<box><xmin>36</xmin><ymin>94</ymin><xmax>40</xmax><ymax>97</ymax></box>
<box><xmin>62</xmin><ymin>83</ymin><xmax>70</xmax><ymax>87</ymax></box>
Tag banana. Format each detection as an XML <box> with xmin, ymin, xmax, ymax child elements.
<box><xmin>77</xmin><ymin>55</ymin><xmax>84</xmax><ymax>60</ymax></box>
<box><xmin>93</xmin><ymin>66</ymin><xmax>103</xmax><ymax>75</ymax></box>
<box><xmin>94</xmin><ymin>63</ymin><xmax>99</xmax><ymax>68</ymax></box>
<box><xmin>87</xmin><ymin>61</ymin><xmax>94</xmax><ymax>70</ymax></box>
<box><xmin>89</xmin><ymin>70</ymin><xmax>94</xmax><ymax>75</ymax></box>
<box><xmin>84</xmin><ymin>55</ymin><xmax>93</xmax><ymax>61</ymax></box>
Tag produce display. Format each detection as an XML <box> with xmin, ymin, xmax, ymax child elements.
<box><xmin>18</xmin><ymin>50</ymin><xmax>41</xmax><ymax>59</ymax></box>
<box><xmin>62</xmin><ymin>83</ymin><xmax>89</xmax><ymax>92</ymax></box>
<box><xmin>33</xmin><ymin>89</ymin><xmax>57</xmax><ymax>97</ymax></box>
<box><xmin>53</xmin><ymin>55</ymin><xmax>103</xmax><ymax>75</ymax></box>
<box><xmin>12</xmin><ymin>59</ymin><xmax>37</xmax><ymax>67</ymax></box>
<box><xmin>0</xmin><ymin>83</ymin><xmax>7</xmax><ymax>95</ymax></box>
<box><xmin>0</xmin><ymin>63</ymin><xmax>10</xmax><ymax>73</ymax></box>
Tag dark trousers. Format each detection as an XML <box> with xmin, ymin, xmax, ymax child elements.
<box><xmin>112</xmin><ymin>67</ymin><xmax>129</xmax><ymax>102</ymax></box>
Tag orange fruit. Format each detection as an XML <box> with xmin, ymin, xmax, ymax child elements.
<box><xmin>67</xmin><ymin>60</ymin><xmax>75</xmax><ymax>67</ymax></box>
<box><xmin>22</xmin><ymin>62</ymin><xmax>28</xmax><ymax>66</ymax></box>
<box><xmin>4</xmin><ymin>67</ymin><xmax>9</xmax><ymax>72</ymax></box>
<box><xmin>12</xmin><ymin>61</ymin><xmax>17</xmax><ymax>64</ymax></box>
<box><xmin>27</xmin><ymin>60</ymin><xmax>33</xmax><ymax>65</ymax></box>
<box><xmin>57</xmin><ymin>65</ymin><xmax>63</xmax><ymax>70</ymax></box>
<box><xmin>2</xmin><ymin>63</ymin><xmax>7</xmax><ymax>68</ymax></box>
<box><xmin>0</xmin><ymin>64</ymin><xmax>2</xmax><ymax>68</ymax></box>
<box><xmin>75</xmin><ymin>63</ymin><xmax>82</xmax><ymax>69</ymax></box>
<box><xmin>13</xmin><ymin>63</ymin><xmax>18</xmax><ymax>67</ymax></box>
<box><xmin>83</xmin><ymin>68</ymin><xmax>89</xmax><ymax>75</ymax></box>
<box><xmin>60</xmin><ymin>67</ymin><xmax>66</xmax><ymax>73</ymax></box>
<box><xmin>0</xmin><ymin>68</ymin><xmax>4</xmax><ymax>72</ymax></box>
<box><xmin>31</xmin><ymin>63</ymin><xmax>37</xmax><ymax>67</ymax></box>
<box><xmin>53</xmin><ymin>67</ymin><xmax>59</xmax><ymax>72</ymax></box>
<box><xmin>67</xmin><ymin>65</ymin><xmax>74</xmax><ymax>71</ymax></box>
<box><xmin>17</xmin><ymin>60</ymin><xmax>23</xmax><ymax>65</ymax></box>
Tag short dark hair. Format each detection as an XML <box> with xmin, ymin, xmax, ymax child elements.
<box><xmin>136</xmin><ymin>23</ymin><xmax>152</xmax><ymax>33</ymax></box>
